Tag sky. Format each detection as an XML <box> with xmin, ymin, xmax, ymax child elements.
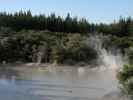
<box><xmin>0</xmin><ymin>0</ymin><xmax>132</xmax><ymax>23</ymax></box>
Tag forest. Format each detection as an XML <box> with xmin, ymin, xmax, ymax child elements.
<box><xmin>0</xmin><ymin>10</ymin><xmax>133</xmax><ymax>65</ymax></box>
<box><xmin>0</xmin><ymin>10</ymin><xmax>133</xmax><ymax>36</ymax></box>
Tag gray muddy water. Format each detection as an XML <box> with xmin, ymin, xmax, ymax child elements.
<box><xmin>0</xmin><ymin>66</ymin><xmax>125</xmax><ymax>100</ymax></box>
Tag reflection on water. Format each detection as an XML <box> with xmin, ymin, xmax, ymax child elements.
<box><xmin>0</xmin><ymin>66</ymin><xmax>124</xmax><ymax>100</ymax></box>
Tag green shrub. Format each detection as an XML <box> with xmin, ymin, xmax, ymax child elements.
<box><xmin>117</xmin><ymin>64</ymin><xmax>133</xmax><ymax>99</ymax></box>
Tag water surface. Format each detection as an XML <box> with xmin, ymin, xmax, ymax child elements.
<box><xmin>0</xmin><ymin>66</ymin><xmax>124</xmax><ymax>100</ymax></box>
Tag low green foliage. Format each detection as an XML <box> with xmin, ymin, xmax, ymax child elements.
<box><xmin>0</xmin><ymin>30</ymin><xmax>98</xmax><ymax>64</ymax></box>
<box><xmin>117</xmin><ymin>64</ymin><xmax>133</xmax><ymax>99</ymax></box>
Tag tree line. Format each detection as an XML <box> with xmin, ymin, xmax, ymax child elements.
<box><xmin>0</xmin><ymin>11</ymin><xmax>133</xmax><ymax>37</ymax></box>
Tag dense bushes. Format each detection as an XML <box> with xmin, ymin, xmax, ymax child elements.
<box><xmin>0</xmin><ymin>30</ymin><xmax>98</xmax><ymax>64</ymax></box>
<box><xmin>0</xmin><ymin>30</ymin><xmax>133</xmax><ymax>65</ymax></box>
<box><xmin>117</xmin><ymin>64</ymin><xmax>133</xmax><ymax>99</ymax></box>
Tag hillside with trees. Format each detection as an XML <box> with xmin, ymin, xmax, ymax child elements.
<box><xmin>0</xmin><ymin>11</ymin><xmax>133</xmax><ymax>65</ymax></box>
